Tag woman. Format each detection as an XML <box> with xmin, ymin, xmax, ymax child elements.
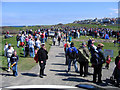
<box><xmin>10</xmin><ymin>51</ymin><xmax>19</xmax><ymax>77</ymax></box>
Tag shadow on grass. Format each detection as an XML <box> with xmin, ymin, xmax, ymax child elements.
<box><xmin>21</xmin><ymin>73</ymin><xmax>38</xmax><ymax>77</ymax></box>
<box><xmin>0</xmin><ymin>67</ymin><xmax>8</xmax><ymax>72</ymax></box>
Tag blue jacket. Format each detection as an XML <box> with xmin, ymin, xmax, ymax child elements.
<box><xmin>67</xmin><ymin>46</ymin><xmax>78</xmax><ymax>54</ymax></box>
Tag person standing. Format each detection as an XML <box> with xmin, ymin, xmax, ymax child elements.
<box><xmin>66</xmin><ymin>42</ymin><xmax>78</xmax><ymax>73</ymax></box>
<box><xmin>10</xmin><ymin>51</ymin><xmax>19</xmax><ymax>77</ymax></box>
<box><xmin>115</xmin><ymin>51</ymin><xmax>120</xmax><ymax>87</ymax></box>
<box><xmin>4</xmin><ymin>42</ymin><xmax>8</xmax><ymax>57</ymax></box>
<box><xmin>35</xmin><ymin>38</ymin><xmax>41</xmax><ymax>49</ymax></box>
<box><xmin>78</xmin><ymin>42</ymin><xmax>90</xmax><ymax>77</ymax></box>
<box><xmin>53</xmin><ymin>37</ymin><xmax>56</xmax><ymax>46</ymax></box>
<box><xmin>28</xmin><ymin>38</ymin><xmax>35</xmax><ymax>57</ymax></box>
<box><xmin>6</xmin><ymin>44</ymin><xmax>14</xmax><ymax>72</ymax></box>
<box><xmin>92</xmin><ymin>43</ymin><xmax>105</xmax><ymax>83</ymax></box>
<box><xmin>58</xmin><ymin>36</ymin><xmax>61</xmax><ymax>46</ymax></box>
<box><xmin>37</xmin><ymin>43</ymin><xmax>48</xmax><ymax>78</ymax></box>
<box><xmin>16</xmin><ymin>34</ymin><xmax>20</xmax><ymax>48</ymax></box>
<box><xmin>105</xmin><ymin>55</ymin><xmax>111</xmax><ymax>69</ymax></box>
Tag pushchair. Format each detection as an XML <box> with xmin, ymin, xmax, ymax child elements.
<box><xmin>110</xmin><ymin>67</ymin><xmax>120</xmax><ymax>87</ymax></box>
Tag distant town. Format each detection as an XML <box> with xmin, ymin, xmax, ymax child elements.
<box><xmin>73</xmin><ymin>17</ymin><xmax>120</xmax><ymax>25</ymax></box>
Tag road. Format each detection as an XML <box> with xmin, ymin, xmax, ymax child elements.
<box><xmin>0</xmin><ymin>41</ymin><xmax>119</xmax><ymax>89</ymax></box>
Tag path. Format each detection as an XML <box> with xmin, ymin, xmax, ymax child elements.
<box><xmin>0</xmin><ymin>41</ymin><xmax>119</xmax><ymax>89</ymax></box>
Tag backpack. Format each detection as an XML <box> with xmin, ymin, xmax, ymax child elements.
<box><xmin>118</xmin><ymin>60</ymin><xmax>120</xmax><ymax>70</ymax></box>
<box><xmin>68</xmin><ymin>48</ymin><xmax>77</xmax><ymax>59</ymax></box>
<box><xmin>78</xmin><ymin>48</ymin><xmax>89</xmax><ymax>63</ymax></box>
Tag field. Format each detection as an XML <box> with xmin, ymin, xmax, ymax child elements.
<box><xmin>1</xmin><ymin>23</ymin><xmax>119</xmax><ymax>71</ymax></box>
<box><xmin>0</xmin><ymin>36</ymin><xmax>52</xmax><ymax>71</ymax></box>
<box><xmin>2</xmin><ymin>23</ymin><xmax>120</xmax><ymax>34</ymax></box>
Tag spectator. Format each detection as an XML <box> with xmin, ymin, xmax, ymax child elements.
<box><xmin>10</xmin><ymin>51</ymin><xmax>19</xmax><ymax>77</ymax></box>
<box><xmin>53</xmin><ymin>37</ymin><xmax>56</xmax><ymax>46</ymax></box>
<box><xmin>92</xmin><ymin>43</ymin><xmax>105</xmax><ymax>83</ymax></box>
<box><xmin>28</xmin><ymin>38</ymin><xmax>35</xmax><ymax>57</ymax></box>
<box><xmin>115</xmin><ymin>50</ymin><xmax>120</xmax><ymax>87</ymax></box>
<box><xmin>78</xmin><ymin>42</ymin><xmax>90</xmax><ymax>77</ymax></box>
<box><xmin>4</xmin><ymin>42</ymin><xmax>8</xmax><ymax>56</ymax></box>
<box><xmin>16</xmin><ymin>34</ymin><xmax>21</xmax><ymax>48</ymax></box>
<box><xmin>66</xmin><ymin>42</ymin><xmax>79</xmax><ymax>73</ymax></box>
<box><xmin>58</xmin><ymin>36</ymin><xmax>61</xmax><ymax>46</ymax></box>
<box><xmin>105</xmin><ymin>55</ymin><xmax>111</xmax><ymax>69</ymax></box>
<box><xmin>35</xmin><ymin>38</ymin><xmax>41</xmax><ymax>49</ymax></box>
<box><xmin>37</xmin><ymin>43</ymin><xmax>48</xmax><ymax>78</ymax></box>
<box><xmin>6</xmin><ymin>44</ymin><xmax>14</xmax><ymax>72</ymax></box>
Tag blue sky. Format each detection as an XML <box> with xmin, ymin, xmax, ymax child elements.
<box><xmin>2</xmin><ymin>2</ymin><xmax>118</xmax><ymax>26</ymax></box>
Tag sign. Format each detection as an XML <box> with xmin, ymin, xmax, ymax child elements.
<box><xmin>104</xmin><ymin>49</ymin><xmax>113</xmax><ymax>57</ymax></box>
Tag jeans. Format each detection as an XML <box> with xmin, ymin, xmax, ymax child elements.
<box><xmin>29</xmin><ymin>47</ymin><xmax>35</xmax><ymax>57</ymax></box>
<box><xmin>12</xmin><ymin>62</ymin><xmax>18</xmax><ymax>76</ymax></box>
<box><xmin>68</xmin><ymin>59</ymin><xmax>78</xmax><ymax>72</ymax></box>
<box><xmin>41</xmin><ymin>38</ymin><xmax>45</xmax><ymax>43</ymax></box>
<box><xmin>17</xmin><ymin>41</ymin><xmax>20</xmax><ymax>47</ymax></box>
<box><xmin>7</xmin><ymin>57</ymin><xmax>11</xmax><ymax>68</ymax></box>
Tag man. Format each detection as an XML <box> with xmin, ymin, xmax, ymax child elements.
<box><xmin>64</xmin><ymin>42</ymin><xmax>70</xmax><ymax>65</ymax></box>
<box><xmin>6</xmin><ymin>44</ymin><xmax>14</xmax><ymax>72</ymax></box>
<box><xmin>66</xmin><ymin>42</ymin><xmax>78</xmax><ymax>73</ymax></box>
<box><xmin>78</xmin><ymin>42</ymin><xmax>90</xmax><ymax>77</ymax></box>
<box><xmin>58</xmin><ymin>36</ymin><xmax>61</xmax><ymax>46</ymax></box>
<box><xmin>114</xmin><ymin>51</ymin><xmax>120</xmax><ymax>87</ymax></box>
<box><xmin>92</xmin><ymin>43</ymin><xmax>105</xmax><ymax>83</ymax></box>
<box><xmin>28</xmin><ymin>38</ymin><xmax>35</xmax><ymax>57</ymax></box>
<box><xmin>37</xmin><ymin>43</ymin><xmax>48</xmax><ymax>78</ymax></box>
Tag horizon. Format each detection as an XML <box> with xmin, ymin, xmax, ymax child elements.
<box><xmin>2</xmin><ymin>2</ymin><xmax>118</xmax><ymax>26</ymax></box>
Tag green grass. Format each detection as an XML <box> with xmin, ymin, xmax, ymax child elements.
<box><xmin>65</xmin><ymin>23</ymin><xmax>119</xmax><ymax>31</ymax></box>
<box><xmin>1</xmin><ymin>36</ymin><xmax>52</xmax><ymax>71</ymax></box>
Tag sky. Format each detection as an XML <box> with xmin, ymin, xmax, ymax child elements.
<box><xmin>2</xmin><ymin>2</ymin><xmax>118</xmax><ymax>26</ymax></box>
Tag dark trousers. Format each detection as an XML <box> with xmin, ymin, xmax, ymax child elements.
<box><xmin>39</xmin><ymin>63</ymin><xmax>45</xmax><ymax>75</ymax></box>
<box><xmin>105</xmin><ymin>63</ymin><xmax>109</xmax><ymax>69</ymax></box>
<box><xmin>80</xmin><ymin>62</ymin><xmax>88</xmax><ymax>76</ymax></box>
<box><xmin>93</xmin><ymin>65</ymin><xmax>102</xmax><ymax>82</ymax></box>
<box><xmin>58</xmin><ymin>41</ymin><xmax>60</xmax><ymax>46</ymax></box>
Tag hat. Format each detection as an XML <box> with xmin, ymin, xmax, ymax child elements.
<box><xmin>82</xmin><ymin>42</ymin><xmax>86</xmax><ymax>45</ymax></box>
<box><xmin>97</xmin><ymin>43</ymin><xmax>104</xmax><ymax>47</ymax></box>
<box><xmin>8</xmin><ymin>44</ymin><xmax>11</xmax><ymax>47</ymax></box>
<box><xmin>71</xmin><ymin>42</ymin><xmax>74</xmax><ymax>46</ymax></box>
<box><xmin>41</xmin><ymin>43</ymin><xmax>45</xmax><ymax>46</ymax></box>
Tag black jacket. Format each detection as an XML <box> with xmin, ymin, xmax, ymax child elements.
<box><xmin>10</xmin><ymin>54</ymin><xmax>19</xmax><ymax>63</ymax></box>
<box><xmin>37</xmin><ymin>48</ymin><xmax>48</xmax><ymax>63</ymax></box>
<box><xmin>115</xmin><ymin>56</ymin><xmax>120</xmax><ymax>67</ymax></box>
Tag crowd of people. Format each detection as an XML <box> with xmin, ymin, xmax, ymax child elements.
<box><xmin>3</xmin><ymin>27</ymin><xmax>120</xmax><ymax>87</ymax></box>
<box><xmin>63</xmin><ymin>37</ymin><xmax>119</xmax><ymax>87</ymax></box>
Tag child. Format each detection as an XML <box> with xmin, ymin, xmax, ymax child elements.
<box><xmin>10</xmin><ymin>51</ymin><xmax>19</xmax><ymax>77</ymax></box>
<box><xmin>53</xmin><ymin>37</ymin><xmax>56</xmax><ymax>46</ymax></box>
<box><xmin>105</xmin><ymin>55</ymin><xmax>111</xmax><ymax>69</ymax></box>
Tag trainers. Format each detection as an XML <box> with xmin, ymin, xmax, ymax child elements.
<box><xmin>7</xmin><ymin>68</ymin><xmax>10</xmax><ymax>72</ymax></box>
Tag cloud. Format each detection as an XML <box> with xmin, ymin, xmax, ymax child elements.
<box><xmin>110</xmin><ymin>8</ymin><xmax>118</xmax><ymax>14</ymax></box>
